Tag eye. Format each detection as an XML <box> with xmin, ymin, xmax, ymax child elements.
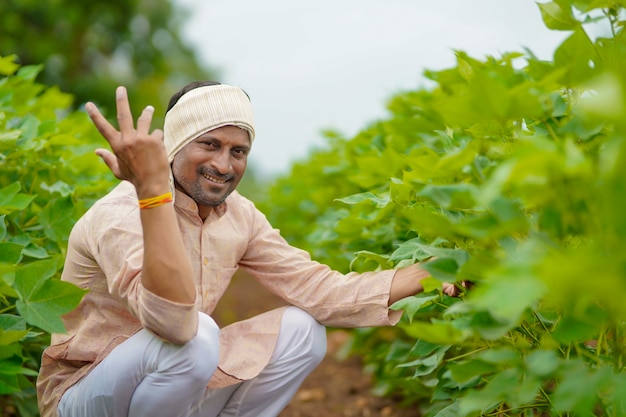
<box><xmin>200</xmin><ymin>141</ymin><xmax>219</xmax><ymax>149</ymax></box>
<box><xmin>232</xmin><ymin>148</ymin><xmax>249</xmax><ymax>159</ymax></box>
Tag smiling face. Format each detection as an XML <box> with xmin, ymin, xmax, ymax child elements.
<box><xmin>171</xmin><ymin>125</ymin><xmax>251</xmax><ymax>219</ymax></box>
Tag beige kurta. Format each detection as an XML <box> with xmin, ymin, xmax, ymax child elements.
<box><xmin>36</xmin><ymin>181</ymin><xmax>401</xmax><ymax>417</ymax></box>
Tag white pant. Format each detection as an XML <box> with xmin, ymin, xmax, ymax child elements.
<box><xmin>58</xmin><ymin>307</ymin><xmax>327</xmax><ymax>417</ymax></box>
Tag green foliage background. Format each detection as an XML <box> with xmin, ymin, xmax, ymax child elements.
<box><xmin>0</xmin><ymin>0</ymin><xmax>216</xmax><ymax>124</ymax></box>
<box><xmin>259</xmin><ymin>2</ymin><xmax>626</xmax><ymax>416</ymax></box>
<box><xmin>0</xmin><ymin>56</ymin><xmax>114</xmax><ymax>415</ymax></box>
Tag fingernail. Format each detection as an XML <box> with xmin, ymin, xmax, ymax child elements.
<box><xmin>145</xmin><ymin>105</ymin><xmax>154</xmax><ymax>112</ymax></box>
<box><xmin>116</xmin><ymin>86</ymin><xmax>126</xmax><ymax>99</ymax></box>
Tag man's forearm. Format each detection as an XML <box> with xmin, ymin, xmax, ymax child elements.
<box><xmin>388</xmin><ymin>264</ymin><xmax>430</xmax><ymax>306</ymax></box>
<box><xmin>140</xmin><ymin>195</ymin><xmax>195</xmax><ymax>304</ymax></box>
<box><xmin>389</xmin><ymin>262</ymin><xmax>462</xmax><ymax>306</ymax></box>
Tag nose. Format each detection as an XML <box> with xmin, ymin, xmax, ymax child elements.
<box><xmin>210</xmin><ymin>149</ymin><xmax>231</xmax><ymax>174</ymax></box>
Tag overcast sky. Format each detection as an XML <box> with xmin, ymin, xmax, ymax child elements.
<box><xmin>173</xmin><ymin>1</ymin><xmax>568</xmax><ymax>177</ymax></box>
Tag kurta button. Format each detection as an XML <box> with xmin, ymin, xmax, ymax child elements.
<box><xmin>203</xmin><ymin>257</ymin><xmax>209</xmax><ymax>265</ymax></box>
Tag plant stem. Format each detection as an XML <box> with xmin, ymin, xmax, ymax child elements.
<box><xmin>578</xmin><ymin>22</ymin><xmax>602</xmax><ymax>61</ymax></box>
<box><xmin>446</xmin><ymin>346</ymin><xmax>489</xmax><ymax>362</ymax></box>
<box><xmin>0</xmin><ymin>305</ymin><xmax>16</xmax><ymax>314</ymax></box>
<box><xmin>539</xmin><ymin>386</ymin><xmax>554</xmax><ymax>408</ymax></box>
<box><xmin>520</xmin><ymin>321</ymin><xmax>541</xmax><ymax>344</ymax></box>
<box><xmin>483</xmin><ymin>403</ymin><xmax>551</xmax><ymax>416</ymax></box>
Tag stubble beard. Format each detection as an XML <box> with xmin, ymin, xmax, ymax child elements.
<box><xmin>190</xmin><ymin>181</ymin><xmax>233</xmax><ymax>207</ymax></box>
<box><xmin>173</xmin><ymin>173</ymin><xmax>235</xmax><ymax>208</ymax></box>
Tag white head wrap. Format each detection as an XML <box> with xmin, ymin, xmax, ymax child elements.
<box><xmin>163</xmin><ymin>84</ymin><xmax>255</xmax><ymax>162</ymax></box>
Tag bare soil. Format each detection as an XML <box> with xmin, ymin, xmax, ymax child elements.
<box><xmin>212</xmin><ymin>271</ymin><xmax>421</xmax><ymax>417</ymax></box>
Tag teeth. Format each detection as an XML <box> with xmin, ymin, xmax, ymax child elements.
<box><xmin>203</xmin><ymin>173</ymin><xmax>226</xmax><ymax>184</ymax></box>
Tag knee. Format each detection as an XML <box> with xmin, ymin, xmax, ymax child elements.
<box><xmin>178</xmin><ymin>313</ymin><xmax>220</xmax><ymax>379</ymax></box>
<box><xmin>282</xmin><ymin>307</ymin><xmax>327</xmax><ymax>365</ymax></box>
<box><xmin>196</xmin><ymin>312</ymin><xmax>220</xmax><ymax>345</ymax></box>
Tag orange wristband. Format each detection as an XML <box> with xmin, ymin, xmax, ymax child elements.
<box><xmin>138</xmin><ymin>192</ymin><xmax>173</xmax><ymax>209</ymax></box>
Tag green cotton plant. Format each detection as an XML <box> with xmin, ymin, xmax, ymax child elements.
<box><xmin>0</xmin><ymin>55</ymin><xmax>115</xmax><ymax>415</ymax></box>
<box><xmin>260</xmin><ymin>2</ymin><xmax>626</xmax><ymax>416</ymax></box>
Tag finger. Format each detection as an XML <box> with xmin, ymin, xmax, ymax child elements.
<box><xmin>136</xmin><ymin>105</ymin><xmax>155</xmax><ymax>135</ymax></box>
<box><xmin>443</xmin><ymin>288</ymin><xmax>454</xmax><ymax>297</ymax></box>
<box><xmin>95</xmin><ymin>148</ymin><xmax>122</xmax><ymax>179</ymax></box>
<box><xmin>442</xmin><ymin>283</ymin><xmax>457</xmax><ymax>296</ymax></box>
<box><xmin>116</xmin><ymin>86</ymin><xmax>135</xmax><ymax>135</ymax></box>
<box><xmin>86</xmin><ymin>102</ymin><xmax>121</xmax><ymax>147</ymax></box>
<box><xmin>151</xmin><ymin>128</ymin><xmax>164</xmax><ymax>142</ymax></box>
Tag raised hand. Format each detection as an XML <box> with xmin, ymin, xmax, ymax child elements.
<box><xmin>85</xmin><ymin>86</ymin><xmax>170</xmax><ymax>198</ymax></box>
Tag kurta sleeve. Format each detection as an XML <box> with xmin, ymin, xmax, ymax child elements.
<box><xmin>79</xmin><ymin>183</ymin><xmax>198</xmax><ymax>343</ymax></box>
<box><xmin>236</xmin><ymin>197</ymin><xmax>402</xmax><ymax>328</ymax></box>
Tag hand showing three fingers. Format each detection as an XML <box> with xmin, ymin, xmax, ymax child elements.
<box><xmin>86</xmin><ymin>86</ymin><xmax>170</xmax><ymax>198</ymax></box>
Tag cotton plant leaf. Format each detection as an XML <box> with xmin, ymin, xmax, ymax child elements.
<box><xmin>390</xmin><ymin>294</ymin><xmax>439</xmax><ymax>322</ymax></box>
<box><xmin>12</xmin><ymin>259</ymin><xmax>86</xmax><ymax>334</ymax></box>
<box><xmin>537</xmin><ymin>1</ymin><xmax>579</xmax><ymax>30</ymax></box>
<box><xmin>400</xmin><ymin>321</ymin><xmax>466</xmax><ymax>345</ymax></box>
<box><xmin>0</xmin><ymin>183</ymin><xmax>34</xmax><ymax>215</ymax></box>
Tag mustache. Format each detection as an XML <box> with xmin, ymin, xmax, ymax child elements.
<box><xmin>199</xmin><ymin>167</ymin><xmax>235</xmax><ymax>182</ymax></box>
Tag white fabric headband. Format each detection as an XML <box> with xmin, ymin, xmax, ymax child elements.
<box><xmin>163</xmin><ymin>84</ymin><xmax>255</xmax><ymax>162</ymax></box>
